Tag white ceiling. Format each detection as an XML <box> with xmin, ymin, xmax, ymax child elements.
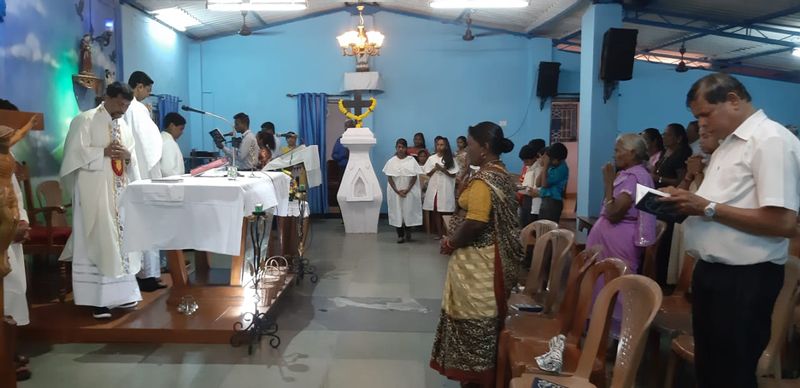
<box><xmin>125</xmin><ymin>0</ymin><xmax>800</xmax><ymax>82</ymax></box>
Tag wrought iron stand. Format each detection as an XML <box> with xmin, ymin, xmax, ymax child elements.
<box><xmin>292</xmin><ymin>192</ymin><xmax>318</xmax><ymax>284</ymax></box>
<box><xmin>230</xmin><ymin>210</ymin><xmax>281</xmax><ymax>355</ymax></box>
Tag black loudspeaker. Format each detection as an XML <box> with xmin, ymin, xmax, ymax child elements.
<box><xmin>536</xmin><ymin>62</ymin><xmax>561</xmax><ymax>98</ymax></box>
<box><xmin>600</xmin><ymin>28</ymin><xmax>638</xmax><ymax>81</ymax></box>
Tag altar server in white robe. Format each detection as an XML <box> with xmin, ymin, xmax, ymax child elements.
<box><xmin>422</xmin><ymin>136</ymin><xmax>459</xmax><ymax>239</ymax></box>
<box><xmin>60</xmin><ymin>82</ymin><xmax>143</xmax><ymax>319</ymax></box>
<box><xmin>5</xmin><ymin>169</ymin><xmax>29</xmax><ymax>326</ymax></box>
<box><xmin>124</xmin><ymin>71</ymin><xmax>165</xmax><ymax>291</ymax></box>
<box><xmin>383</xmin><ymin>138</ymin><xmax>423</xmax><ymax>243</ymax></box>
<box><xmin>159</xmin><ymin>112</ymin><xmax>186</xmax><ymax>177</ymax></box>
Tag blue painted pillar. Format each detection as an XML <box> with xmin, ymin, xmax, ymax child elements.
<box><xmin>577</xmin><ymin>3</ymin><xmax>622</xmax><ymax>217</ymax></box>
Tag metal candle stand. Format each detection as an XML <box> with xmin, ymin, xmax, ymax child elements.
<box><xmin>230</xmin><ymin>209</ymin><xmax>281</xmax><ymax>354</ymax></box>
<box><xmin>291</xmin><ymin>191</ymin><xmax>318</xmax><ymax>285</ymax></box>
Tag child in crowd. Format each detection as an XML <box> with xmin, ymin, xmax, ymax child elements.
<box><xmin>422</xmin><ymin>137</ymin><xmax>459</xmax><ymax>239</ymax></box>
<box><xmin>533</xmin><ymin>142</ymin><xmax>569</xmax><ymax>223</ymax></box>
<box><xmin>383</xmin><ymin>138</ymin><xmax>423</xmax><ymax>243</ymax></box>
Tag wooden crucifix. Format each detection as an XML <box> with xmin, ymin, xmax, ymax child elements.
<box><xmin>337</xmin><ymin>92</ymin><xmax>377</xmax><ymax>128</ymax></box>
<box><xmin>341</xmin><ymin>92</ymin><xmax>372</xmax><ymax>115</ymax></box>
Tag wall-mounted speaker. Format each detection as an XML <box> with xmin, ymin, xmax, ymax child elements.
<box><xmin>600</xmin><ymin>28</ymin><xmax>638</xmax><ymax>81</ymax></box>
<box><xmin>536</xmin><ymin>61</ymin><xmax>561</xmax><ymax>98</ymax></box>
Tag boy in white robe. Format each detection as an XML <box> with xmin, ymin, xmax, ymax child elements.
<box><xmin>60</xmin><ymin>82</ymin><xmax>143</xmax><ymax>319</ymax></box>
<box><xmin>383</xmin><ymin>138</ymin><xmax>423</xmax><ymax>243</ymax></box>
<box><xmin>159</xmin><ymin>112</ymin><xmax>186</xmax><ymax>177</ymax></box>
<box><xmin>124</xmin><ymin>71</ymin><xmax>165</xmax><ymax>291</ymax></box>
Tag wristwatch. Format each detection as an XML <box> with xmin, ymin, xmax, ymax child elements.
<box><xmin>704</xmin><ymin>202</ymin><xmax>717</xmax><ymax>219</ymax></box>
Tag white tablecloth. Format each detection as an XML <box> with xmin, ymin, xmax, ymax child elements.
<box><xmin>120</xmin><ymin>172</ymin><xmax>291</xmax><ymax>256</ymax></box>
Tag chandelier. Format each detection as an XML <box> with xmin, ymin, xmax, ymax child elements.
<box><xmin>336</xmin><ymin>5</ymin><xmax>385</xmax><ymax>72</ymax></box>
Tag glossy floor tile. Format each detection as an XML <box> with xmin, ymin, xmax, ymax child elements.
<box><xmin>19</xmin><ymin>220</ymin><xmax>458</xmax><ymax>388</ymax></box>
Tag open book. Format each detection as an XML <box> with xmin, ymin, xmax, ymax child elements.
<box><xmin>634</xmin><ymin>184</ymin><xmax>688</xmax><ymax>223</ymax></box>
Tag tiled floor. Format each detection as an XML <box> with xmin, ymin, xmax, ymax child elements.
<box><xmin>19</xmin><ymin>220</ymin><xmax>459</xmax><ymax>388</ymax></box>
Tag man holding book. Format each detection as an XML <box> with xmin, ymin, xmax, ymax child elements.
<box><xmin>662</xmin><ymin>73</ymin><xmax>800</xmax><ymax>388</ymax></box>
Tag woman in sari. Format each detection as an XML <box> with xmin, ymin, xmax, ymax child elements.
<box><xmin>586</xmin><ymin>133</ymin><xmax>656</xmax><ymax>335</ymax></box>
<box><xmin>431</xmin><ymin>122</ymin><xmax>522</xmax><ymax>387</ymax></box>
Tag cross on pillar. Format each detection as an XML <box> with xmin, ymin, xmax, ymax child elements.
<box><xmin>341</xmin><ymin>92</ymin><xmax>372</xmax><ymax>115</ymax></box>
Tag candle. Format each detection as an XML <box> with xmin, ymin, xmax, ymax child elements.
<box><xmin>255</xmin><ymin>203</ymin><xmax>263</xmax><ymax>213</ymax></box>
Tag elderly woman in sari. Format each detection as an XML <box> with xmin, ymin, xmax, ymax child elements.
<box><xmin>431</xmin><ymin>122</ymin><xmax>522</xmax><ymax>388</ymax></box>
<box><xmin>586</xmin><ymin>133</ymin><xmax>657</xmax><ymax>334</ymax></box>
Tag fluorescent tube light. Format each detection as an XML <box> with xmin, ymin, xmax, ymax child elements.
<box><xmin>207</xmin><ymin>1</ymin><xmax>307</xmax><ymax>11</ymax></box>
<box><xmin>430</xmin><ymin>0</ymin><xmax>528</xmax><ymax>8</ymax></box>
<box><xmin>152</xmin><ymin>7</ymin><xmax>200</xmax><ymax>32</ymax></box>
<box><xmin>793</xmin><ymin>48</ymin><xmax>800</xmax><ymax>57</ymax></box>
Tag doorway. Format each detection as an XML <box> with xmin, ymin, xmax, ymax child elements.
<box><xmin>325</xmin><ymin>101</ymin><xmax>348</xmax><ymax>214</ymax></box>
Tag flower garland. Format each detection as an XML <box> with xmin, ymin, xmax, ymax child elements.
<box><xmin>338</xmin><ymin>97</ymin><xmax>377</xmax><ymax>128</ymax></box>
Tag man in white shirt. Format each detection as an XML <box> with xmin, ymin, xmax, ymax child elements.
<box><xmin>159</xmin><ymin>112</ymin><xmax>186</xmax><ymax>177</ymax></box>
<box><xmin>124</xmin><ymin>71</ymin><xmax>165</xmax><ymax>292</ymax></box>
<box><xmin>217</xmin><ymin>112</ymin><xmax>258</xmax><ymax>170</ymax></box>
<box><xmin>664</xmin><ymin>73</ymin><xmax>800</xmax><ymax>388</ymax></box>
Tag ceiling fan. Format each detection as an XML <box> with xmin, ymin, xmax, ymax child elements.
<box><xmin>462</xmin><ymin>12</ymin><xmax>500</xmax><ymax>41</ymax></box>
<box><xmin>674</xmin><ymin>42</ymin><xmax>703</xmax><ymax>73</ymax></box>
<box><xmin>237</xmin><ymin>10</ymin><xmax>280</xmax><ymax>37</ymax></box>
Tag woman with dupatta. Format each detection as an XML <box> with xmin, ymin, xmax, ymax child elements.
<box><xmin>431</xmin><ymin>121</ymin><xmax>522</xmax><ymax>387</ymax></box>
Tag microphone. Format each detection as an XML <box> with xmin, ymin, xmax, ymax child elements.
<box><xmin>181</xmin><ymin>105</ymin><xmax>206</xmax><ymax>115</ymax></box>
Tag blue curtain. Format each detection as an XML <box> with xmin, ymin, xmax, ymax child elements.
<box><xmin>156</xmin><ymin>94</ymin><xmax>181</xmax><ymax>129</ymax></box>
<box><xmin>296</xmin><ymin>93</ymin><xmax>328</xmax><ymax>214</ymax></box>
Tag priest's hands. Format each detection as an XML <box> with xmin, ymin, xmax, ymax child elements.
<box><xmin>13</xmin><ymin>221</ymin><xmax>29</xmax><ymax>243</ymax></box>
<box><xmin>104</xmin><ymin>142</ymin><xmax>131</xmax><ymax>161</ymax></box>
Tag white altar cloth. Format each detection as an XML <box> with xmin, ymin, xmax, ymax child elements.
<box><xmin>120</xmin><ymin>172</ymin><xmax>290</xmax><ymax>256</ymax></box>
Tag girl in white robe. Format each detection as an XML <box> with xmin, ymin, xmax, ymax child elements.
<box><xmin>383</xmin><ymin>139</ymin><xmax>423</xmax><ymax>243</ymax></box>
<box><xmin>422</xmin><ymin>137</ymin><xmax>459</xmax><ymax>239</ymax></box>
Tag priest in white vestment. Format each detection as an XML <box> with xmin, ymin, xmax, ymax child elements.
<box><xmin>383</xmin><ymin>139</ymin><xmax>423</xmax><ymax>243</ymax></box>
<box><xmin>124</xmin><ymin>71</ymin><xmax>165</xmax><ymax>291</ymax></box>
<box><xmin>59</xmin><ymin>82</ymin><xmax>143</xmax><ymax>319</ymax></box>
<box><xmin>159</xmin><ymin>112</ymin><xmax>186</xmax><ymax>177</ymax></box>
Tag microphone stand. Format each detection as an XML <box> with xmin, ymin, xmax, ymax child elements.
<box><xmin>181</xmin><ymin>106</ymin><xmax>241</xmax><ymax>178</ymax></box>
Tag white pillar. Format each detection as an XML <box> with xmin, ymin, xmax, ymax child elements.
<box><xmin>337</xmin><ymin>127</ymin><xmax>382</xmax><ymax>233</ymax></box>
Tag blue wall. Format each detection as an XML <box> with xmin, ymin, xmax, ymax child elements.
<box><xmin>120</xmin><ymin>3</ymin><xmax>193</xmax><ymax>153</ymax></box>
<box><xmin>0</xmin><ymin>0</ymin><xmax>119</xmax><ymax>176</ymax></box>
<box><xmin>188</xmin><ymin>10</ymin><xmax>553</xmax><ymax>177</ymax></box>
<box><xmin>556</xmin><ymin>50</ymin><xmax>800</xmax><ymax>134</ymax></box>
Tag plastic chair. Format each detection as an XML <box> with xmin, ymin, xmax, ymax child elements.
<box><xmin>646</xmin><ymin>250</ymin><xmax>698</xmax><ymax>385</ymax></box>
<box><xmin>664</xmin><ymin>256</ymin><xmax>800</xmax><ymax>388</ymax></box>
<box><xmin>511</xmin><ymin>229</ymin><xmax>575</xmax><ymax>312</ymax></box>
<box><xmin>506</xmin><ymin>258</ymin><xmax>629</xmax><ymax>387</ymax></box>
<box><xmin>510</xmin><ymin>274</ymin><xmax>663</xmax><ymax>388</ymax></box>
<box><xmin>496</xmin><ymin>246</ymin><xmax>604</xmax><ymax>387</ymax></box>
<box><xmin>518</xmin><ymin>220</ymin><xmax>559</xmax><ymax>275</ymax></box>
<box><xmin>641</xmin><ymin>220</ymin><xmax>668</xmax><ymax>281</ymax></box>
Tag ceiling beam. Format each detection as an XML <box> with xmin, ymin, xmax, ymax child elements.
<box><xmin>525</xmin><ymin>0</ymin><xmax>588</xmax><ymax>35</ymax></box>
<box><xmin>625</xmin><ymin>13</ymin><xmax>800</xmax><ymax>50</ymax></box>
<box><xmin>634</xmin><ymin>6</ymin><xmax>800</xmax><ymax>53</ymax></box>
<box><xmin>717</xmin><ymin>47</ymin><xmax>793</xmax><ymax>63</ymax></box>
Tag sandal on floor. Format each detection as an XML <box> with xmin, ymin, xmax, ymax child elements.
<box><xmin>16</xmin><ymin>365</ymin><xmax>31</xmax><ymax>381</ymax></box>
